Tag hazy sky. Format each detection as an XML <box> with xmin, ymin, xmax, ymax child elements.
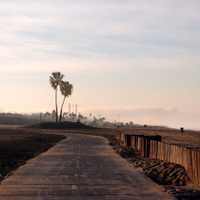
<box><xmin>0</xmin><ymin>0</ymin><xmax>200</xmax><ymax>129</ymax></box>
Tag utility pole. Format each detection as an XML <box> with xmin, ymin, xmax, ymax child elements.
<box><xmin>40</xmin><ymin>113</ymin><xmax>42</xmax><ymax>124</ymax></box>
<box><xmin>75</xmin><ymin>104</ymin><xmax>78</xmax><ymax>116</ymax></box>
<box><xmin>71</xmin><ymin>104</ymin><xmax>74</xmax><ymax>113</ymax></box>
<box><xmin>68</xmin><ymin>103</ymin><xmax>71</xmax><ymax>114</ymax></box>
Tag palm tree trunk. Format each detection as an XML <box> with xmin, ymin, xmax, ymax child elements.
<box><xmin>59</xmin><ymin>96</ymin><xmax>66</xmax><ymax>122</ymax></box>
<box><xmin>55</xmin><ymin>87</ymin><xmax>58</xmax><ymax>123</ymax></box>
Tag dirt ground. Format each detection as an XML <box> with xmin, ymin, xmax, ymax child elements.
<box><xmin>0</xmin><ymin>127</ymin><xmax>65</xmax><ymax>180</ymax></box>
<box><xmin>21</xmin><ymin>124</ymin><xmax>200</xmax><ymax>148</ymax></box>
<box><xmin>120</xmin><ymin>127</ymin><xmax>200</xmax><ymax>148</ymax></box>
<box><xmin>0</xmin><ymin>125</ymin><xmax>198</xmax><ymax>199</ymax></box>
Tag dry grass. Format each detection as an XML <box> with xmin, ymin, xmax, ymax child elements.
<box><xmin>0</xmin><ymin>127</ymin><xmax>65</xmax><ymax>179</ymax></box>
<box><xmin>120</xmin><ymin>127</ymin><xmax>200</xmax><ymax>148</ymax></box>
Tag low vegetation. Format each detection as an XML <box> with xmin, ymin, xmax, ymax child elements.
<box><xmin>30</xmin><ymin>121</ymin><xmax>94</xmax><ymax>129</ymax></box>
<box><xmin>0</xmin><ymin>128</ymin><xmax>65</xmax><ymax>180</ymax></box>
<box><xmin>120</xmin><ymin>126</ymin><xmax>200</xmax><ymax>147</ymax></box>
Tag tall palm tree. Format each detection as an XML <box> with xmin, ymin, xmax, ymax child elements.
<box><xmin>59</xmin><ymin>81</ymin><xmax>73</xmax><ymax>122</ymax></box>
<box><xmin>49</xmin><ymin>72</ymin><xmax>64</xmax><ymax>123</ymax></box>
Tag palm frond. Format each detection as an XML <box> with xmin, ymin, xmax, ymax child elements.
<box><xmin>49</xmin><ymin>72</ymin><xmax>64</xmax><ymax>89</ymax></box>
<box><xmin>60</xmin><ymin>81</ymin><xmax>73</xmax><ymax>97</ymax></box>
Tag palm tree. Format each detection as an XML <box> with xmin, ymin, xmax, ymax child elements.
<box><xmin>49</xmin><ymin>72</ymin><xmax>64</xmax><ymax>123</ymax></box>
<box><xmin>59</xmin><ymin>81</ymin><xmax>73</xmax><ymax>122</ymax></box>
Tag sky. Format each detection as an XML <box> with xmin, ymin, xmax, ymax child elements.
<box><xmin>0</xmin><ymin>0</ymin><xmax>200</xmax><ymax>129</ymax></box>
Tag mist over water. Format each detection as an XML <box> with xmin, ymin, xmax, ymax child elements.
<box><xmin>84</xmin><ymin>108</ymin><xmax>200</xmax><ymax>130</ymax></box>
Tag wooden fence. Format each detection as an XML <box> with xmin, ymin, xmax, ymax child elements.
<box><xmin>119</xmin><ymin>132</ymin><xmax>200</xmax><ymax>186</ymax></box>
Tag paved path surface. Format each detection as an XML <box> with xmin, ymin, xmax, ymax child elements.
<box><xmin>0</xmin><ymin>133</ymin><xmax>173</xmax><ymax>200</ymax></box>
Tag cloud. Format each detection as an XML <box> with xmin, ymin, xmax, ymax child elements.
<box><xmin>0</xmin><ymin>0</ymin><xmax>199</xmax><ymax>130</ymax></box>
<box><xmin>0</xmin><ymin>0</ymin><xmax>199</xmax><ymax>70</ymax></box>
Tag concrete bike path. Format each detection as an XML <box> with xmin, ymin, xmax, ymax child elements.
<box><xmin>0</xmin><ymin>133</ymin><xmax>173</xmax><ymax>200</ymax></box>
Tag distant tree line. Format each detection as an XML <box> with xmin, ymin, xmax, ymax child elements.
<box><xmin>0</xmin><ymin>112</ymin><xmax>137</xmax><ymax>128</ymax></box>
